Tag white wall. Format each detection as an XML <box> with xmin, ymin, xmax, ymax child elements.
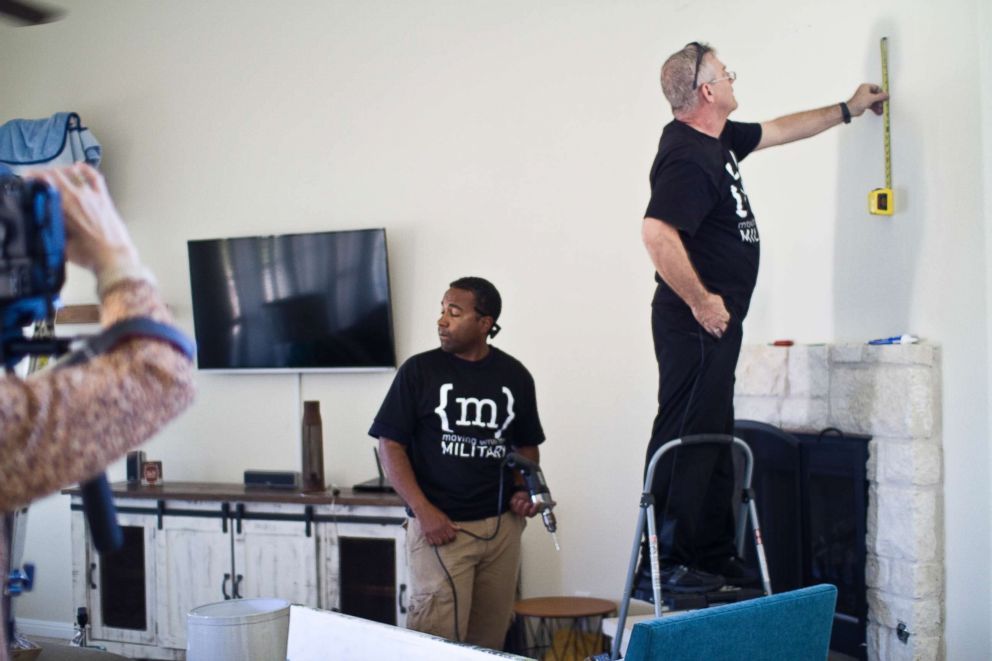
<box><xmin>1</xmin><ymin>0</ymin><xmax>988</xmax><ymax>657</ymax></box>
<box><xmin>984</xmin><ymin>0</ymin><xmax>992</xmax><ymax>643</ymax></box>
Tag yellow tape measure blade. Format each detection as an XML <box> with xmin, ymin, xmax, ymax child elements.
<box><xmin>869</xmin><ymin>37</ymin><xmax>893</xmax><ymax>216</ymax></box>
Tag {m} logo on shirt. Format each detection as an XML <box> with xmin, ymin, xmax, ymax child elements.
<box><xmin>434</xmin><ymin>384</ymin><xmax>517</xmax><ymax>459</ymax></box>
<box><xmin>726</xmin><ymin>151</ymin><xmax>759</xmax><ymax>244</ymax></box>
<box><xmin>435</xmin><ymin>384</ymin><xmax>516</xmax><ymax>438</ymax></box>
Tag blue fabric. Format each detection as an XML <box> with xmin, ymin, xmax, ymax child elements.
<box><xmin>624</xmin><ymin>584</ymin><xmax>837</xmax><ymax>661</ymax></box>
<box><xmin>0</xmin><ymin>112</ymin><xmax>101</xmax><ymax>170</ymax></box>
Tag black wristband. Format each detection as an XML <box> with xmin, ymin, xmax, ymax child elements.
<box><xmin>840</xmin><ymin>102</ymin><xmax>852</xmax><ymax>124</ymax></box>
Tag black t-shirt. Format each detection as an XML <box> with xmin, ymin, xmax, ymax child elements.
<box><xmin>368</xmin><ymin>347</ymin><xmax>545</xmax><ymax>521</ymax></box>
<box><xmin>644</xmin><ymin>119</ymin><xmax>762</xmax><ymax>319</ymax></box>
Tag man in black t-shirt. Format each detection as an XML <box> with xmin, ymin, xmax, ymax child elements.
<box><xmin>369</xmin><ymin>276</ymin><xmax>545</xmax><ymax>649</ymax></box>
<box><xmin>637</xmin><ymin>42</ymin><xmax>888</xmax><ymax>596</ymax></box>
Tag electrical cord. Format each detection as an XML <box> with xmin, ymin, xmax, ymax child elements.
<box><xmin>430</xmin><ymin>457</ymin><xmax>514</xmax><ymax>642</ymax></box>
<box><xmin>433</xmin><ymin>545</ymin><xmax>462</xmax><ymax>641</ymax></box>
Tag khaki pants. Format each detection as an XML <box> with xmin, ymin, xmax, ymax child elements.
<box><xmin>405</xmin><ymin>512</ymin><xmax>525</xmax><ymax>650</ymax></box>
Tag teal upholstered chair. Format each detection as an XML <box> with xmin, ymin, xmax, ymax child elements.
<box><xmin>622</xmin><ymin>584</ymin><xmax>838</xmax><ymax>661</ymax></box>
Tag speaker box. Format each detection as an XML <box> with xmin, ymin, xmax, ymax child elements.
<box><xmin>126</xmin><ymin>451</ymin><xmax>146</xmax><ymax>484</ymax></box>
<box><xmin>244</xmin><ymin>470</ymin><xmax>301</xmax><ymax>490</ymax></box>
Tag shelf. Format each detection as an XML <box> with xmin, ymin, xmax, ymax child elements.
<box><xmin>62</xmin><ymin>481</ymin><xmax>404</xmax><ymax>507</ymax></box>
<box><xmin>56</xmin><ymin>304</ymin><xmax>100</xmax><ymax>325</ymax></box>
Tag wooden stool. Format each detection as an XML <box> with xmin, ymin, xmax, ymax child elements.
<box><xmin>513</xmin><ymin>596</ymin><xmax>616</xmax><ymax>660</ymax></box>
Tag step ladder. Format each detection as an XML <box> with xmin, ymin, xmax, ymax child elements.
<box><xmin>602</xmin><ymin>434</ymin><xmax>772</xmax><ymax>660</ymax></box>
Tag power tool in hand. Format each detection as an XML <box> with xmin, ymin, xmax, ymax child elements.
<box><xmin>506</xmin><ymin>452</ymin><xmax>559</xmax><ymax>551</ymax></box>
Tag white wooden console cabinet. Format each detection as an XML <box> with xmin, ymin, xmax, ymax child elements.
<box><xmin>64</xmin><ymin>482</ymin><xmax>408</xmax><ymax>660</ymax></box>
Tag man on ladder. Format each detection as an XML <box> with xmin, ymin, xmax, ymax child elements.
<box><xmin>636</xmin><ymin>41</ymin><xmax>887</xmax><ymax>599</ymax></box>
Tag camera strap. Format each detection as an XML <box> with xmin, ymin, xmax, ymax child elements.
<box><xmin>55</xmin><ymin>316</ymin><xmax>195</xmax><ymax>368</ymax></box>
<box><xmin>52</xmin><ymin>317</ymin><xmax>194</xmax><ymax>557</ymax></box>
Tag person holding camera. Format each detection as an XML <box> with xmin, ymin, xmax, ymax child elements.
<box><xmin>0</xmin><ymin>163</ymin><xmax>196</xmax><ymax>657</ymax></box>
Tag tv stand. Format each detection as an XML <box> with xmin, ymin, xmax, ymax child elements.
<box><xmin>64</xmin><ymin>482</ymin><xmax>407</xmax><ymax>660</ymax></box>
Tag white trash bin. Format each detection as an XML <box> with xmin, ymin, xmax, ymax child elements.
<box><xmin>187</xmin><ymin>598</ymin><xmax>290</xmax><ymax>661</ymax></box>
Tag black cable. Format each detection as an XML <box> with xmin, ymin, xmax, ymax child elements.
<box><xmin>433</xmin><ymin>545</ymin><xmax>462</xmax><ymax>641</ymax></box>
<box><xmin>431</xmin><ymin>455</ymin><xmax>514</xmax><ymax>642</ymax></box>
<box><xmin>458</xmin><ymin>459</ymin><xmax>509</xmax><ymax>542</ymax></box>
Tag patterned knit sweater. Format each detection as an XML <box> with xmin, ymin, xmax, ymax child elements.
<box><xmin>0</xmin><ymin>279</ymin><xmax>196</xmax><ymax>658</ymax></box>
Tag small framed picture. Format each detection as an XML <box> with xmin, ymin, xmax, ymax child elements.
<box><xmin>142</xmin><ymin>461</ymin><xmax>163</xmax><ymax>486</ymax></box>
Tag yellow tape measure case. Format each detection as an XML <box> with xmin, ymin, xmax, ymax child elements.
<box><xmin>869</xmin><ymin>188</ymin><xmax>894</xmax><ymax>215</ymax></box>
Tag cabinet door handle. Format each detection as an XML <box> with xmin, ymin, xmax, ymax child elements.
<box><xmin>88</xmin><ymin>562</ymin><xmax>97</xmax><ymax>590</ymax></box>
<box><xmin>234</xmin><ymin>574</ymin><xmax>243</xmax><ymax>599</ymax></box>
<box><xmin>398</xmin><ymin>583</ymin><xmax>407</xmax><ymax>614</ymax></box>
<box><xmin>222</xmin><ymin>573</ymin><xmax>231</xmax><ymax>600</ymax></box>
<box><xmin>304</xmin><ymin>505</ymin><xmax>314</xmax><ymax>538</ymax></box>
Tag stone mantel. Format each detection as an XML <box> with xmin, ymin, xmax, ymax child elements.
<box><xmin>735</xmin><ymin>342</ymin><xmax>944</xmax><ymax>661</ymax></box>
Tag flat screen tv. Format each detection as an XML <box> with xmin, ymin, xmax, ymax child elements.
<box><xmin>187</xmin><ymin>228</ymin><xmax>396</xmax><ymax>372</ymax></box>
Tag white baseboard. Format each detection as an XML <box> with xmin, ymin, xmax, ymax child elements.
<box><xmin>15</xmin><ymin>617</ymin><xmax>74</xmax><ymax>641</ymax></box>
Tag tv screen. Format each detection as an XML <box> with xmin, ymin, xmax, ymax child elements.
<box><xmin>187</xmin><ymin>229</ymin><xmax>396</xmax><ymax>372</ymax></box>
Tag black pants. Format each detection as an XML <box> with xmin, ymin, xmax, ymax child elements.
<box><xmin>642</xmin><ymin>293</ymin><xmax>743</xmax><ymax>569</ymax></box>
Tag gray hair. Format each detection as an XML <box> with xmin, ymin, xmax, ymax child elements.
<box><xmin>660</xmin><ymin>42</ymin><xmax>714</xmax><ymax>115</ymax></box>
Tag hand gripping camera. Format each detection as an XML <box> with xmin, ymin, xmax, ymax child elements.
<box><xmin>1</xmin><ymin>170</ymin><xmax>198</xmax><ymax>650</ymax></box>
<box><xmin>0</xmin><ymin>169</ymin><xmax>196</xmax><ymax>549</ymax></box>
<box><xmin>4</xmin><ymin>168</ymin><xmax>199</xmax><ymax>561</ymax></box>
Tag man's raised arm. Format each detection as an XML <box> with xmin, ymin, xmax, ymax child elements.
<box><xmin>756</xmin><ymin>83</ymin><xmax>889</xmax><ymax>150</ymax></box>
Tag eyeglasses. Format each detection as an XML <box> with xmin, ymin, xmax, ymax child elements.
<box><xmin>688</xmin><ymin>41</ymin><xmax>706</xmax><ymax>90</ymax></box>
<box><xmin>707</xmin><ymin>71</ymin><xmax>737</xmax><ymax>85</ymax></box>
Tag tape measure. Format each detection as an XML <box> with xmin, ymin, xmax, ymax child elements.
<box><xmin>869</xmin><ymin>37</ymin><xmax>893</xmax><ymax>216</ymax></box>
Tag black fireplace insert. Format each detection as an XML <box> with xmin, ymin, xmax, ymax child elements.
<box><xmin>734</xmin><ymin>420</ymin><xmax>870</xmax><ymax>660</ymax></box>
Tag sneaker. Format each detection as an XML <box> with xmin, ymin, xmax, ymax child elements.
<box><xmin>698</xmin><ymin>555</ymin><xmax>761</xmax><ymax>588</ymax></box>
<box><xmin>632</xmin><ymin>564</ymin><xmax>725</xmax><ymax>599</ymax></box>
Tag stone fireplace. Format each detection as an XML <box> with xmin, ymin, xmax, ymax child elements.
<box><xmin>734</xmin><ymin>343</ymin><xmax>943</xmax><ymax>661</ymax></box>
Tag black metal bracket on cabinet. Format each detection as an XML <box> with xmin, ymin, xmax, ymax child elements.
<box><xmin>221</xmin><ymin>502</ymin><xmax>231</xmax><ymax>533</ymax></box>
<box><xmin>235</xmin><ymin>503</ymin><xmax>245</xmax><ymax>534</ymax></box>
<box><xmin>304</xmin><ymin>506</ymin><xmax>314</xmax><ymax>538</ymax></box>
<box><xmin>156</xmin><ymin>500</ymin><xmax>165</xmax><ymax>530</ymax></box>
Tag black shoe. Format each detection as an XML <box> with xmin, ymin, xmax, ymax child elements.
<box><xmin>698</xmin><ymin>555</ymin><xmax>761</xmax><ymax>588</ymax></box>
<box><xmin>632</xmin><ymin>564</ymin><xmax>725</xmax><ymax>599</ymax></box>
<box><xmin>631</xmin><ymin>563</ymin><xmax>654</xmax><ymax>601</ymax></box>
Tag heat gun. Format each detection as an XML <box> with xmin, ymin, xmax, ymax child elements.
<box><xmin>506</xmin><ymin>452</ymin><xmax>559</xmax><ymax>551</ymax></box>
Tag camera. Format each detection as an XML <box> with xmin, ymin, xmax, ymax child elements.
<box><xmin>0</xmin><ymin>173</ymin><xmax>65</xmax><ymax>366</ymax></box>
